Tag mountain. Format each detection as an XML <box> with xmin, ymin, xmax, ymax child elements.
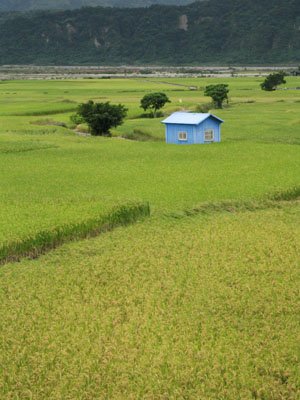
<box><xmin>0</xmin><ymin>0</ymin><xmax>299</xmax><ymax>65</ymax></box>
<box><xmin>0</xmin><ymin>0</ymin><xmax>194</xmax><ymax>12</ymax></box>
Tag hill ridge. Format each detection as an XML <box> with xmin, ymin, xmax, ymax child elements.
<box><xmin>0</xmin><ymin>0</ymin><xmax>299</xmax><ymax>65</ymax></box>
<box><xmin>0</xmin><ymin>0</ymin><xmax>194</xmax><ymax>12</ymax></box>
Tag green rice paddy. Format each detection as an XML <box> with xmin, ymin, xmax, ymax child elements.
<box><xmin>1</xmin><ymin>77</ymin><xmax>300</xmax><ymax>245</ymax></box>
<box><xmin>0</xmin><ymin>76</ymin><xmax>299</xmax><ymax>399</ymax></box>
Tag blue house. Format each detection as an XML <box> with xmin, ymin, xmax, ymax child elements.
<box><xmin>162</xmin><ymin>112</ymin><xmax>224</xmax><ymax>144</ymax></box>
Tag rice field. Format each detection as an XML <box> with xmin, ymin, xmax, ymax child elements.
<box><xmin>1</xmin><ymin>204</ymin><xmax>299</xmax><ymax>399</ymax></box>
<box><xmin>1</xmin><ymin>77</ymin><xmax>300</xmax><ymax>245</ymax></box>
<box><xmin>0</xmin><ymin>76</ymin><xmax>299</xmax><ymax>399</ymax></box>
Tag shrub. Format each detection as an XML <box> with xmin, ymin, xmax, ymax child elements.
<box><xmin>195</xmin><ymin>103</ymin><xmax>212</xmax><ymax>113</ymax></box>
<box><xmin>30</xmin><ymin>119</ymin><xmax>67</xmax><ymax>127</ymax></box>
<box><xmin>122</xmin><ymin>129</ymin><xmax>161</xmax><ymax>142</ymax></box>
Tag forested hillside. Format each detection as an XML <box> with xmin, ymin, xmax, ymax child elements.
<box><xmin>0</xmin><ymin>0</ymin><xmax>193</xmax><ymax>11</ymax></box>
<box><xmin>0</xmin><ymin>0</ymin><xmax>299</xmax><ymax>65</ymax></box>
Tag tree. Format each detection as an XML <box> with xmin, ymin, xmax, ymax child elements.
<box><xmin>140</xmin><ymin>92</ymin><xmax>170</xmax><ymax>117</ymax></box>
<box><xmin>260</xmin><ymin>72</ymin><xmax>286</xmax><ymax>91</ymax></box>
<box><xmin>204</xmin><ymin>84</ymin><xmax>229</xmax><ymax>109</ymax></box>
<box><xmin>72</xmin><ymin>101</ymin><xmax>127</xmax><ymax>136</ymax></box>
<box><xmin>291</xmin><ymin>66</ymin><xmax>300</xmax><ymax>76</ymax></box>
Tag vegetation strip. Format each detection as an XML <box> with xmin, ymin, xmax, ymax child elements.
<box><xmin>1</xmin><ymin>188</ymin><xmax>299</xmax><ymax>265</ymax></box>
<box><xmin>168</xmin><ymin>187</ymin><xmax>300</xmax><ymax>219</ymax></box>
<box><xmin>12</xmin><ymin>108</ymin><xmax>78</xmax><ymax>117</ymax></box>
<box><xmin>0</xmin><ymin>145</ymin><xmax>57</xmax><ymax>154</ymax></box>
<box><xmin>0</xmin><ymin>202</ymin><xmax>150</xmax><ymax>266</ymax></box>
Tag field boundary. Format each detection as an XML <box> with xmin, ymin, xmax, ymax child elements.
<box><xmin>0</xmin><ymin>202</ymin><xmax>150</xmax><ymax>266</ymax></box>
<box><xmin>1</xmin><ymin>187</ymin><xmax>299</xmax><ymax>266</ymax></box>
<box><xmin>0</xmin><ymin>145</ymin><xmax>58</xmax><ymax>154</ymax></box>
<box><xmin>167</xmin><ymin>187</ymin><xmax>300</xmax><ymax>219</ymax></box>
<box><xmin>2</xmin><ymin>107</ymin><xmax>77</xmax><ymax>117</ymax></box>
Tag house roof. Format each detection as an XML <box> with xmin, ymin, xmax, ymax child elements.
<box><xmin>162</xmin><ymin>112</ymin><xmax>224</xmax><ymax>125</ymax></box>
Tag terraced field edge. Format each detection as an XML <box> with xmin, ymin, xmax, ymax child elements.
<box><xmin>0</xmin><ymin>202</ymin><xmax>150</xmax><ymax>265</ymax></box>
<box><xmin>2</xmin><ymin>187</ymin><xmax>299</xmax><ymax>265</ymax></box>
<box><xmin>168</xmin><ymin>187</ymin><xmax>300</xmax><ymax>218</ymax></box>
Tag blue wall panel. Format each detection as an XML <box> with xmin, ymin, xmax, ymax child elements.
<box><xmin>166</xmin><ymin>123</ymin><xmax>195</xmax><ymax>144</ymax></box>
<box><xmin>198</xmin><ymin>117</ymin><xmax>221</xmax><ymax>143</ymax></box>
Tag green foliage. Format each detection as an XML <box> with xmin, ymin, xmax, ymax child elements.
<box><xmin>140</xmin><ymin>92</ymin><xmax>170</xmax><ymax>117</ymax></box>
<box><xmin>73</xmin><ymin>100</ymin><xmax>127</xmax><ymax>136</ymax></box>
<box><xmin>195</xmin><ymin>102</ymin><xmax>212</xmax><ymax>113</ymax></box>
<box><xmin>0</xmin><ymin>0</ymin><xmax>193</xmax><ymax>12</ymax></box>
<box><xmin>261</xmin><ymin>71</ymin><xmax>287</xmax><ymax>91</ymax></box>
<box><xmin>0</xmin><ymin>0</ymin><xmax>299</xmax><ymax>65</ymax></box>
<box><xmin>204</xmin><ymin>84</ymin><xmax>229</xmax><ymax>109</ymax></box>
<box><xmin>267</xmin><ymin>186</ymin><xmax>300</xmax><ymax>202</ymax></box>
<box><xmin>122</xmin><ymin>128</ymin><xmax>161</xmax><ymax>142</ymax></box>
<box><xmin>70</xmin><ymin>113</ymin><xmax>84</xmax><ymax>125</ymax></box>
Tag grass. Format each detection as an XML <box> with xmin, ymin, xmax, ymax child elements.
<box><xmin>0</xmin><ymin>77</ymin><xmax>299</xmax><ymax>247</ymax></box>
<box><xmin>0</xmin><ymin>76</ymin><xmax>299</xmax><ymax>398</ymax></box>
<box><xmin>0</xmin><ymin>139</ymin><xmax>57</xmax><ymax>153</ymax></box>
<box><xmin>0</xmin><ymin>204</ymin><xmax>299</xmax><ymax>399</ymax></box>
<box><xmin>1</xmin><ymin>135</ymin><xmax>299</xmax><ymax>246</ymax></box>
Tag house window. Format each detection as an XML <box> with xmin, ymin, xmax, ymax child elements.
<box><xmin>178</xmin><ymin>132</ymin><xmax>187</xmax><ymax>141</ymax></box>
<box><xmin>204</xmin><ymin>129</ymin><xmax>214</xmax><ymax>141</ymax></box>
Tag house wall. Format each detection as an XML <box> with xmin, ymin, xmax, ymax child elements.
<box><xmin>165</xmin><ymin>117</ymin><xmax>221</xmax><ymax>144</ymax></box>
<box><xmin>195</xmin><ymin>117</ymin><xmax>221</xmax><ymax>144</ymax></box>
<box><xmin>165</xmin><ymin>123</ymin><xmax>196</xmax><ymax>144</ymax></box>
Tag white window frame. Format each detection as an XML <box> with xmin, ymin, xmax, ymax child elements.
<box><xmin>204</xmin><ymin>129</ymin><xmax>214</xmax><ymax>142</ymax></box>
<box><xmin>178</xmin><ymin>131</ymin><xmax>188</xmax><ymax>141</ymax></box>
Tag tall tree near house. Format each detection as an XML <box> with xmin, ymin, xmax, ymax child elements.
<box><xmin>140</xmin><ymin>93</ymin><xmax>171</xmax><ymax>118</ymax></box>
<box><xmin>204</xmin><ymin>84</ymin><xmax>229</xmax><ymax>109</ymax></box>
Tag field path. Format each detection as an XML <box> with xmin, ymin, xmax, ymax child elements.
<box><xmin>140</xmin><ymin>79</ymin><xmax>194</xmax><ymax>89</ymax></box>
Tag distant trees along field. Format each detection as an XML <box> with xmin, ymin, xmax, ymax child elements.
<box><xmin>71</xmin><ymin>76</ymin><xmax>288</xmax><ymax>137</ymax></box>
<box><xmin>72</xmin><ymin>93</ymin><xmax>171</xmax><ymax>136</ymax></box>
